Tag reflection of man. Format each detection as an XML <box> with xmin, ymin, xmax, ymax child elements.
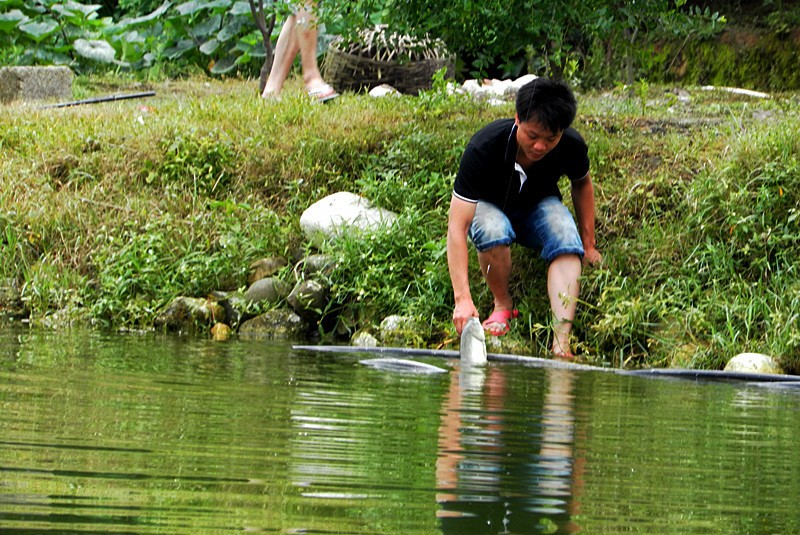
<box><xmin>447</xmin><ymin>78</ymin><xmax>601</xmax><ymax>357</ymax></box>
<box><xmin>436</xmin><ymin>365</ymin><xmax>582</xmax><ymax>534</ymax></box>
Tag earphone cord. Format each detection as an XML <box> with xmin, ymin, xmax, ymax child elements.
<box><xmin>485</xmin><ymin>124</ymin><xmax>524</xmax><ymax>276</ymax></box>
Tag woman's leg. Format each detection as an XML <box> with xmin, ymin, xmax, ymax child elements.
<box><xmin>262</xmin><ymin>15</ymin><xmax>300</xmax><ymax>98</ymax></box>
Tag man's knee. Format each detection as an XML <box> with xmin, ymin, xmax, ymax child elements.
<box><xmin>470</xmin><ymin>202</ymin><xmax>515</xmax><ymax>251</ymax></box>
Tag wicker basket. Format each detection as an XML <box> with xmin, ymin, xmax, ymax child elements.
<box><xmin>322</xmin><ymin>26</ymin><xmax>454</xmax><ymax>95</ymax></box>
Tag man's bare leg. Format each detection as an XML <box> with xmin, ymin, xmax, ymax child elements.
<box><xmin>478</xmin><ymin>245</ymin><xmax>514</xmax><ymax>334</ymax></box>
<box><xmin>548</xmin><ymin>254</ymin><xmax>581</xmax><ymax>357</ymax></box>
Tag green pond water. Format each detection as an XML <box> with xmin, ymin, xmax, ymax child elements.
<box><xmin>1</xmin><ymin>327</ymin><xmax>799</xmax><ymax>534</ymax></box>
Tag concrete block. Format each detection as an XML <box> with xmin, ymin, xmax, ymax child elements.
<box><xmin>0</xmin><ymin>66</ymin><xmax>74</xmax><ymax>104</ymax></box>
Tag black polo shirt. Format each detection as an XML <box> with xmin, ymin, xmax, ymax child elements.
<box><xmin>453</xmin><ymin>118</ymin><xmax>589</xmax><ymax>214</ymax></box>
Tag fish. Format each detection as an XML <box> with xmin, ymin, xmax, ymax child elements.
<box><xmin>460</xmin><ymin>316</ymin><xmax>487</xmax><ymax>366</ymax></box>
<box><xmin>359</xmin><ymin>357</ymin><xmax>447</xmax><ymax>374</ymax></box>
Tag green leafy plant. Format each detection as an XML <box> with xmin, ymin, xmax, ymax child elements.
<box><xmin>0</xmin><ymin>0</ymin><xmax>283</xmax><ymax>75</ymax></box>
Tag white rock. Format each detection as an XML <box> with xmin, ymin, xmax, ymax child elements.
<box><xmin>368</xmin><ymin>84</ymin><xmax>399</xmax><ymax>97</ymax></box>
<box><xmin>724</xmin><ymin>353</ymin><xmax>783</xmax><ymax>375</ymax></box>
<box><xmin>352</xmin><ymin>331</ymin><xmax>379</xmax><ymax>348</ymax></box>
<box><xmin>511</xmin><ymin>74</ymin><xmax>538</xmax><ymax>88</ymax></box>
<box><xmin>299</xmin><ymin>191</ymin><xmax>397</xmax><ymax>247</ymax></box>
<box><xmin>459</xmin><ymin>75</ymin><xmax>539</xmax><ymax>102</ymax></box>
<box><xmin>461</xmin><ymin>79</ymin><xmax>482</xmax><ymax>95</ymax></box>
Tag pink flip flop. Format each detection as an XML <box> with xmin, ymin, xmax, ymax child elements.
<box><xmin>482</xmin><ymin>309</ymin><xmax>519</xmax><ymax>336</ymax></box>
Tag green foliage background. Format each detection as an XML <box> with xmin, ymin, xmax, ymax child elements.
<box><xmin>0</xmin><ymin>0</ymin><xmax>736</xmax><ymax>85</ymax></box>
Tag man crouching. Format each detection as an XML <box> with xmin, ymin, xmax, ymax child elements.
<box><xmin>447</xmin><ymin>77</ymin><xmax>602</xmax><ymax>358</ymax></box>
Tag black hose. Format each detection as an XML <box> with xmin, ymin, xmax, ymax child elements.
<box><xmin>293</xmin><ymin>345</ymin><xmax>800</xmax><ymax>382</ymax></box>
<box><xmin>39</xmin><ymin>91</ymin><xmax>156</xmax><ymax>109</ymax></box>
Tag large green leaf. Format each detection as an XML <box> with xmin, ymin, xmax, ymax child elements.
<box><xmin>191</xmin><ymin>13</ymin><xmax>221</xmax><ymax>38</ymax></box>
<box><xmin>229</xmin><ymin>1</ymin><xmax>251</xmax><ymax>16</ymax></box>
<box><xmin>217</xmin><ymin>17</ymin><xmax>245</xmax><ymax>42</ymax></box>
<box><xmin>116</xmin><ymin>1</ymin><xmax>171</xmax><ymax>28</ymax></box>
<box><xmin>118</xmin><ymin>30</ymin><xmax>145</xmax><ymax>45</ymax></box>
<box><xmin>199</xmin><ymin>37</ymin><xmax>219</xmax><ymax>54</ymax></box>
<box><xmin>0</xmin><ymin>9</ymin><xmax>27</xmax><ymax>33</ymax></box>
<box><xmin>73</xmin><ymin>38</ymin><xmax>117</xmax><ymax>62</ymax></box>
<box><xmin>234</xmin><ymin>39</ymin><xmax>264</xmax><ymax>57</ymax></box>
<box><xmin>209</xmin><ymin>52</ymin><xmax>237</xmax><ymax>73</ymax></box>
<box><xmin>52</xmin><ymin>1</ymin><xmax>102</xmax><ymax>19</ymax></box>
<box><xmin>18</xmin><ymin>19</ymin><xmax>59</xmax><ymax>42</ymax></box>
<box><xmin>174</xmin><ymin>0</ymin><xmax>231</xmax><ymax>16</ymax></box>
<box><xmin>164</xmin><ymin>38</ymin><xmax>195</xmax><ymax>59</ymax></box>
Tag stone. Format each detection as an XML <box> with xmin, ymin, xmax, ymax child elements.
<box><xmin>369</xmin><ymin>84</ymin><xmax>400</xmax><ymax>97</ymax></box>
<box><xmin>154</xmin><ymin>296</ymin><xmax>224</xmax><ymax>332</ymax></box>
<box><xmin>210</xmin><ymin>322</ymin><xmax>231</xmax><ymax>341</ymax></box>
<box><xmin>296</xmin><ymin>254</ymin><xmax>336</xmax><ymax>278</ymax></box>
<box><xmin>238</xmin><ymin>309</ymin><xmax>307</xmax><ymax>340</ymax></box>
<box><xmin>209</xmin><ymin>291</ymin><xmax>252</xmax><ymax>329</ymax></box>
<box><xmin>724</xmin><ymin>353</ymin><xmax>783</xmax><ymax>375</ymax></box>
<box><xmin>351</xmin><ymin>331</ymin><xmax>379</xmax><ymax>348</ymax></box>
<box><xmin>243</xmin><ymin>276</ymin><xmax>291</xmax><ymax>305</ymax></box>
<box><xmin>34</xmin><ymin>306</ymin><xmax>93</xmax><ymax>329</ymax></box>
<box><xmin>0</xmin><ymin>278</ymin><xmax>27</xmax><ymax>320</ymax></box>
<box><xmin>458</xmin><ymin>74</ymin><xmax>538</xmax><ymax>102</ymax></box>
<box><xmin>248</xmin><ymin>257</ymin><xmax>287</xmax><ymax>285</ymax></box>
<box><xmin>287</xmin><ymin>279</ymin><xmax>329</xmax><ymax>323</ymax></box>
<box><xmin>0</xmin><ymin>66</ymin><xmax>74</xmax><ymax>104</ymax></box>
<box><xmin>379</xmin><ymin>314</ymin><xmax>423</xmax><ymax>346</ymax></box>
<box><xmin>485</xmin><ymin>334</ymin><xmax>530</xmax><ymax>356</ymax></box>
<box><xmin>299</xmin><ymin>191</ymin><xmax>397</xmax><ymax>248</ymax></box>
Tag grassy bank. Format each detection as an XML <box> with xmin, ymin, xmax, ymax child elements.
<box><xmin>1</xmin><ymin>75</ymin><xmax>798</xmax><ymax>371</ymax></box>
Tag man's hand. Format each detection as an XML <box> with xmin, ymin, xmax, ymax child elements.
<box><xmin>583</xmin><ymin>246</ymin><xmax>602</xmax><ymax>266</ymax></box>
<box><xmin>452</xmin><ymin>299</ymin><xmax>480</xmax><ymax>335</ymax></box>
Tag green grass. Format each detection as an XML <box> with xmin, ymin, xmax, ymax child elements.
<box><xmin>1</xmin><ymin>76</ymin><xmax>798</xmax><ymax>371</ymax></box>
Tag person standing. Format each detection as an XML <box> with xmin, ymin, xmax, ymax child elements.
<box><xmin>447</xmin><ymin>77</ymin><xmax>601</xmax><ymax>358</ymax></box>
<box><xmin>261</xmin><ymin>2</ymin><xmax>338</xmax><ymax>102</ymax></box>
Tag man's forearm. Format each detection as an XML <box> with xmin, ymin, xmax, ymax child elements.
<box><xmin>446</xmin><ymin>228</ymin><xmax>472</xmax><ymax>303</ymax></box>
<box><xmin>572</xmin><ymin>178</ymin><xmax>597</xmax><ymax>249</ymax></box>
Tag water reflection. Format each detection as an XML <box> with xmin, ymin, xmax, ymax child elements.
<box><xmin>437</xmin><ymin>365</ymin><xmax>581</xmax><ymax>534</ymax></box>
<box><xmin>4</xmin><ymin>330</ymin><xmax>800</xmax><ymax>534</ymax></box>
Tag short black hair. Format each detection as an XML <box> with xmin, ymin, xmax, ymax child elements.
<box><xmin>515</xmin><ymin>78</ymin><xmax>577</xmax><ymax>134</ymax></box>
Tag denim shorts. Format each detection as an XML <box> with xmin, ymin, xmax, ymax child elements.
<box><xmin>468</xmin><ymin>197</ymin><xmax>584</xmax><ymax>262</ymax></box>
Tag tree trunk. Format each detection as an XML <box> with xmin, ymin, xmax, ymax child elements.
<box><xmin>248</xmin><ymin>0</ymin><xmax>277</xmax><ymax>93</ymax></box>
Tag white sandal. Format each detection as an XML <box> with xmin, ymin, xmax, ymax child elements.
<box><xmin>307</xmin><ymin>84</ymin><xmax>339</xmax><ymax>103</ymax></box>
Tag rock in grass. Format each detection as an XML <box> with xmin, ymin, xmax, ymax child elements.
<box><xmin>352</xmin><ymin>331</ymin><xmax>379</xmax><ymax>348</ymax></box>
<box><xmin>724</xmin><ymin>353</ymin><xmax>783</xmax><ymax>375</ymax></box>
<box><xmin>0</xmin><ymin>278</ymin><xmax>27</xmax><ymax>320</ymax></box>
<box><xmin>299</xmin><ymin>191</ymin><xmax>397</xmax><ymax>248</ymax></box>
<box><xmin>287</xmin><ymin>279</ymin><xmax>329</xmax><ymax>323</ymax></box>
<box><xmin>248</xmin><ymin>257</ymin><xmax>287</xmax><ymax>284</ymax></box>
<box><xmin>295</xmin><ymin>254</ymin><xmax>336</xmax><ymax>278</ymax></box>
<box><xmin>244</xmin><ymin>276</ymin><xmax>291</xmax><ymax>305</ymax></box>
<box><xmin>379</xmin><ymin>315</ymin><xmax>422</xmax><ymax>346</ymax></box>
